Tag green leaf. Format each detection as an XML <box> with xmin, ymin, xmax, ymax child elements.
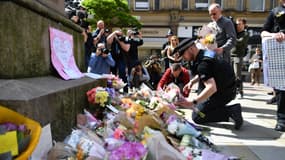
<box><xmin>82</xmin><ymin>0</ymin><xmax>142</xmax><ymax>28</ymax></box>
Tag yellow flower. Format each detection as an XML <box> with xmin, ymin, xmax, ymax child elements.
<box><xmin>95</xmin><ymin>90</ymin><xmax>109</xmax><ymax>107</ymax></box>
<box><xmin>203</xmin><ymin>34</ymin><xmax>215</xmax><ymax>44</ymax></box>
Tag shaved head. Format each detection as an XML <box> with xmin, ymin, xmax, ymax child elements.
<box><xmin>208</xmin><ymin>3</ymin><xmax>222</xmax><ymax>21</ymax></box>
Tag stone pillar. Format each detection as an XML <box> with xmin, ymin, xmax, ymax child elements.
<box><xmin>0</xmin><ymin>0</ymin><xmax>85</xmax><ymax>79</ymax></box>
<box><xmin>0</xmin><ymin>0</ymin><xmax>103</xmax><ymax>141</ymax></box>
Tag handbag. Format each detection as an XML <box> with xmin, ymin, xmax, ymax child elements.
<box><xmin>251</xmin><ymin>61</ymin><xmax>260</xmax><ymax>69</ymax></box>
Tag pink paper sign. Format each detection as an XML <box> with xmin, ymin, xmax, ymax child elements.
<box><xmin>49</xmin><ymin>27</ymin><xmax>84</xmax><ymax>80</ymax></box>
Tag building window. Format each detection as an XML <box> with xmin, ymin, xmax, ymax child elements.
<box><xmin>182</xmin><ymin>0</ymin><xmax>189</xmax><ymax>10</ymax></box>
<box><xmin>215</xmin><ymin>0</ymin><xmax>222</xmax><ymax>6</ymax></box>
<box><xmin>154</xmin><ymin>0</ymin><xmax>160</xmax><ymax>10</ymax></box>
<box><xmin>134</xmin><ymin>0</ymin><xmax>149</xmax><ymax>11</ymax></box>
<box><xmin>249</xmin><ymin>0</ymin><xmax>265</xmax><ymax>12</ymax></box>
<box><xmin>195</xmin><ymin>0</ymin><xmax>209</xmax><ymax>9</ymax></box>
<box><xmin>236</xmin><ymin>0</ymin><xmax>244</xmax><ymax>11</ymax></box>
<box><xmin>270</xmin><ymin>0</ymin><xmax>277</xmax><ymax>10</ymax></box>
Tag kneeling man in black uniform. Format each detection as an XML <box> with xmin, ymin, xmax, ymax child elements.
<box><xmin>175</xmin><ymin>38</ymin><xmax>243</xmax><ymax>130</ymax></box>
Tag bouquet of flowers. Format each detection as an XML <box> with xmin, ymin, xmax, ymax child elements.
<box><xmin>197</xmin><ymin>22</ymin><xmax>219</xmax><ymax>50</ymax></box>
<box><xmin>87</xmin><ymin>87</ymin><xmax>111</xmax><ymax>107</ymax></box>
<box><xmin>108</xmin><ymin>76</ymin><xmax>126</xmax><ymax>90</ymax></box>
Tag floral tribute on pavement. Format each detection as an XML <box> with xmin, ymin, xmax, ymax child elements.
<box><xmin>47</xmin><ymin>76</ymin><xmax>237</xmax><ymax>160</ymax></box>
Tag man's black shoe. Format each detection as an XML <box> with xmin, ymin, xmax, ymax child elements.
<box><xmin>274</xmin><ymin>124</ymin><xmax>285</xmax><ymax>132</ymax></box>
<box><xmin>228</xmin><ymin>104</ymin><xmax>243</xmax><ymax>130</ymax></box>
<box><xmin>266</xmin><ymin>96</ymin><xmax>277</xmax><ymax>104</ymax></box>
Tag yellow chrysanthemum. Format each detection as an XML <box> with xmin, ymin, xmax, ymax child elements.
<box><xmin>95</xmin><ymin>90</ymin><xmax>109</xmax><ymax>107</ymax></box>
<box><xmin>203</xmin><ymin>34</ymin><xmax>215</xmax><ymax>44</ymax></box>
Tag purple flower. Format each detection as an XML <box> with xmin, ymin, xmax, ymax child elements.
<box><xmin>109</xmin><ymin>142</ymin><xmax>147</xmax><ymax>160</ymax></box>
<box><xmin>3</xmin><ymin>122</ymin><xmax>17</xmax><ymax>131</ymax></box>
<box><xmin>106</xmin><ymin>87</ymin><xmax>115</xmax><ymax>98</ymax></box>
<box><xmin>18</xmin><ymin>124</ymin><xmax>27</xmax><ymax>132</ymax></box>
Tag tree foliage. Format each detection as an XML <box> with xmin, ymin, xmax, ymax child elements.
<box><xmin>82</xmin><ymin>0</ymin><xmax>142</xmax><ymax>29</ymax></box>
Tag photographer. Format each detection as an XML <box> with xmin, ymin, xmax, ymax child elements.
<box><xmin>87</xmin><ymin>43</ymin><xmax>115</xmax><ymax>74</ymax></box>
<box><xmin>106</xmin><ymin>30</ymin><xmax>130</xmax><ymax>92</ymax></box>
<box><xmin>92</xmin><ymin>20</ymin><xmax>107</xmax><ymax>46</ymax></box>
<box><xmin>125</xmin><ymin>28</ymin><xmax>144</xmax><ymax>74</ymax></box>
<box><xmin>129</xmin><ymin>61</ymin><xmax>150</xmax><ymax>89</ymax></box>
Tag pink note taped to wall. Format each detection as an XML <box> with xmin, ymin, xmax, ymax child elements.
<box><xmin>49</xmin><ymin>27</ymin><xmax>84</xmax><ymax>80</ymax></box>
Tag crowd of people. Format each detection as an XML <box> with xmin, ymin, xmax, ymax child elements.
<box><xmin>69</xmin><ymin>1</ymin><xmax>285</xmax><ymax>132</ymax></box>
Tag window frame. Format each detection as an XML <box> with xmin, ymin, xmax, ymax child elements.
<box><xmin>195</xmin><ymin>0</ymin><xmax>209</xmax><ymax>9</ymax></box>
<box><xmin>236</xmin><ymin>0</ymin><xmax>244</xmax><ymax>11</ymax></box>
<box><xmin>195</xmin><ymin>0</ymin><xmax>225</xmax><ymax>10</ymax></box>
<box><xmin>154</xmin><ymin>0</ymin><xmax>160</xmax><ymax>10</ymax></box>
<box><xmin>248</xmin><ymin>0</ymin><xmax>265</xmax><ymax>12</ymax></box>
<box><xmin>134</xmin><ymin>0</ymin><xmax>150</xmax><ymax>11</ymax></box>
<box><xmin>181</xmin><ymin>0</ymin><xmax>189</xmax><ymax>11</ymax></box>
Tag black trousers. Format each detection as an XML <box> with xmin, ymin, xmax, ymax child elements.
<box><xmin>275</xmin><ymin>89</ymin><xmax>285</xmax><ymax>126</ymax></box>
<box><xmin>192</xmin><ymin>90</ymin><xmax>235</xmax><ymax>124</ymax></box>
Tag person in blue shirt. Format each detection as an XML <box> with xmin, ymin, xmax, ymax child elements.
<box><xmin>87</xmin><ymin>43</ymin><xmax>115</xmax><ymax>74</ymax></box>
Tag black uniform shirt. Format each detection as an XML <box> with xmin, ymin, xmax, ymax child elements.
<box><xmin>192</xmin><ymin>50</ymin><xmax>236</xmax><ymax>97</ymax></box>
<box><xmin>262</xmin><ymin>5</ymin><xmax>285</xmax><ymax>33</ymax></box>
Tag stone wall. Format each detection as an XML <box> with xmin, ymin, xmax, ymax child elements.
<box><xmin>0</xmin><ymin>0</ymin><xmax>85</xmax><ymax>78</ymax></box>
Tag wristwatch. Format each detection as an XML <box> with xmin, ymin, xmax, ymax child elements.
<box><xmin>192</xmin><ymin>99</ymin><xmax>198</xmax><ymax>105</ymax></box>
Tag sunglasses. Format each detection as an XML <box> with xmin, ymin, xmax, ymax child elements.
<box><xmin>209</xmin><ymin>13</ymin><xmax>217</xmax><ymax>16</ymax></box>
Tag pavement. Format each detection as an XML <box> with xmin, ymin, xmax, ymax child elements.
<box><xmin>182</xmin><ymin>82</ymin><xmax>285</xmax><ymax>160</ymax></box>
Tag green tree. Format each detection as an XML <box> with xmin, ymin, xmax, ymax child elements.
<box><xmin>82</xmin><ymin>0</ymin><xmax>142</xmax><ymax>29</ymax></box>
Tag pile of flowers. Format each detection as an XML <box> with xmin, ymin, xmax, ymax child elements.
<box><xmin>49</xmin><ymin>82</ymin><xmax>236</xmax><ymax>160</ymax></box>
<box><xmin>197</xmin><ymin>22</ymin><xmax>219</xmax><ymax>50</ymax></box>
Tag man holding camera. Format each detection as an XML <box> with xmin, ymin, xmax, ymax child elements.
<box><xmin>125</xmin><ymin>28</ymin><xmax>144</xmax><ymax>74</ymax></box>
<box><xmin>107</xmin><ymin>30</ymin><xmax>131</xmax><ymax>92</ymax></box>
<box><xmin>92</xmin><ymin>20</ymin><xmax>107</xmax><ymax>46</ymax></box>
<box><xmin>129</xmin><ymin>61</ymin><xmax>150</xmax><ymax>89</ymax></box>
<box><xmin>87</xmin><ymin>43</ymin><xmax>115</xmax><ymax>74</ymax></box>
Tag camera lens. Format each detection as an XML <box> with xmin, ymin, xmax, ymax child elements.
<box><xmin>101</xmin><ymin>48</ymin><xmax>109</xmax><ymax>54</ymax></box>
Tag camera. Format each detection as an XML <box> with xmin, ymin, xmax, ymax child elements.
<box><xmin>105</xmin><ymin>28</ymin><xmax>110</xmax><ymax>34</ymax></box>
<box><xmin>117</xmin><ymin>36</ymin><xmax>125</xmax><ymax>41</ymax></box>
<box><xmin>100</xmin><ymin>48</ymin><xmax>109</xmax><ymax>54</ymax></box>
<box><xmin>131</xmin><ymin>27</ymin><xmax>139</xmax><ymax>35</ymax></box>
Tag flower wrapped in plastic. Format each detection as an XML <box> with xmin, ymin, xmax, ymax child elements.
<box><xmin>86</xmin><ymin>87</ymin><xmax>111</xmax><ymax>107</ymax></box>
<box><xmin>159</xmin><ymin>83</ymin><xmax>181</xmax><ymax>104</ymax></box>
<box><xmin>197</xmin><ymin>22</ymin><xmax>219</xmax><ymax>50</ymax></box>
<box><xmin>109</xmin><ymin>142</ymin><xmax>147</xmax><ymax>160</ymax></box>
<box><xmin>107</xmin><ymin>76</ymin><xmax>127</xmax><ymax>90</ymax></box>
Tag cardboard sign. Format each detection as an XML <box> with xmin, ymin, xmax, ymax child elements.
<box><xmin>49</xmin><ymin>27</ymin><xmax>84</xmax><ymax>80</ymax></box>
